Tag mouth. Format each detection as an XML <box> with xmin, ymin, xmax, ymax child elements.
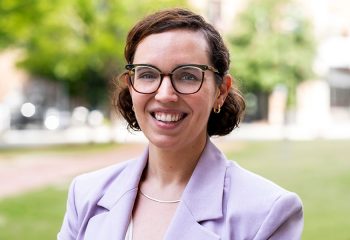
<box><xmin>151</xmin><ymin>112</ymin><xmax>187</xmax><ymax>123</ymax></box>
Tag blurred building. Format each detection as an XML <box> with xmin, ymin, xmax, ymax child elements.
<box><xmin>297</xmin><ymin>0</ymin><xmax>350</xmax><ymax>128</ymax></box>
<box><xmin>0</xmin><ymin>50</ymin><xmax>27</xmax><ymax>132</ymax></box>
<box><xmin>0</xmin><ymin>49</ymin><xmax>69</xmax><ymax>131</ymax></box>
<box><xmin>191</xmin><ymin>0</ymin><xmax>350</xmax><ymax>128</ymax></box>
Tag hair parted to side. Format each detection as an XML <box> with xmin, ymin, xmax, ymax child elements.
<box><xmin>114</xmin><ymin>8</ymin><xmax>245</xmax><ymax>136</ymax></box>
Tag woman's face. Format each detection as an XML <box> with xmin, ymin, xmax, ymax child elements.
<box><xmin>129</xmin><ymin>29</ymin><xmax>221</xmax><ymax>150</ymax></box>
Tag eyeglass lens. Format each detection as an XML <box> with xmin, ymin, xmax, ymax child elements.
<box><xmin>131</xmin><ymin>66</ymin><xmax>204</xmax><ymax>94</ymax></box>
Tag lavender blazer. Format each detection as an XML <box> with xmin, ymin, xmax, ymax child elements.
<box><xmin>58</xmin><ymin>139</ymin><xmax>303</xmax><ymax>240</ymax></box>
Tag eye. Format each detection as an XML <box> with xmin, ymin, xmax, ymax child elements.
<box><xmin>139</xmin><ymin>72</ymin><xmax>157</xmax><ymax>79</ymax></box>
<box><xmin>179</xmin><ymin>72</ymin><xmax>199</xmax><ymax>81</ymax></box>
<box><xmin>135</xmin><ymin>67</ymin><xmax>159</xmax><ymax>81</ymax></box>
<box><xmin>174</xmin><ymin>67</ymin><xmax>202</xmax><ymax>82</ymax></box>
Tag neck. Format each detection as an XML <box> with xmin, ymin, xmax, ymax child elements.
<box><xmin>143</xmin><ymin>136</ymin><xmax>207</xmax><ymax>190</ymax></box>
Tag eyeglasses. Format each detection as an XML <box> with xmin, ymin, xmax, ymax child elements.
<box><xmin>125</xmin><ymin>64</ymin><xmax>220</xmax><ymax>94</ymax></box>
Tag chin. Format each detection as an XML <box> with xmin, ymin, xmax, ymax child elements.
<box><xmin>151</xmin><ymin>140</ymin><xmax>177</xmax><ymax>149</ymax></box>
<box><xmin>148</xmin><ymin>135</ymin><xmax>183</xmax><ymax>150</ymax></box>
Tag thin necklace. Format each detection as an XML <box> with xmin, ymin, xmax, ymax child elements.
<box><xmin>139</xmin><ymin>189</ymin><xmax>181</xmax><ymax>203</ymax></box>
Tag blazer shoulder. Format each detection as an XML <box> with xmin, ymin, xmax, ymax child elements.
<box><xmin>70</xmin><ymin>159</ymin><xmax>136</xmax><ymax>205</ymax></box>
<box><xmin>223</xmin><ymin>161</ymin><xmax>303</xmax><ymax>238</ymax></box>
<box><xmin>76</xmin><ymin>158</ymin><xmax>132</xmax><ymax>183</ymax></box>
<box><xmin>224</xmin><ymin>160</ymin><xmax>302</xmax><ymax>217</ymax></box>
<box><xmin>226</xmin><ymin>160</ymin><xmax>290</xmax><ymax>197</ymax></box>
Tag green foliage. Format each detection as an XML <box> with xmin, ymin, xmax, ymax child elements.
<box><xmin>229</xmin><ymin>0</ymin><xmax>315</xmax><ymax>102</ymax></box>
<box><xmin>0</xmin><ymin>1</ymin><xmax>52</xmax><ymax>48</ymax></box>
<box><xmin>1</xmin><ymin>0</ymin><xmax>187</xmax><ymax>107</ymax></box>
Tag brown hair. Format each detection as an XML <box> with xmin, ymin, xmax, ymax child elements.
<box><xmin>115</xmin><ymin>8</ymin><xmax>245</xmax><ymax>136</ymax></box>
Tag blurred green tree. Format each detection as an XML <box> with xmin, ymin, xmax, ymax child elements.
<box><xmin>1</xmin><ymin>0</ymin><xmax>186</xmax><ymax>107</ymax></box>
<box><xmin>229</xmin><ymin>0</ymin><xmax>315</xmax><ymax>106</ymax></box>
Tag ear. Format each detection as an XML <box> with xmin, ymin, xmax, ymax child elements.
<box><xmin>123</xmin><ymin>73</ymin><xmax>132</xmax><ymax>91</ymax></box>
<box><xmin>123</xmin><ymin>73</ymin><xmax>130</xmax><ymax>85</ymax></box>
<box><xmin>216</xmin><ymin>74</ymin><xmax>232</xmax><ymax>104</ymax></box>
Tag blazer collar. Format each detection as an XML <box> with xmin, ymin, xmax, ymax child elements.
<box><xmin>183</xmin><ymin>138</ymin><xmax>227</xmax><ymax>221</ymax></box>
<box><xmin>164</xmin><ymin>139</ymin><xmax>227</xmax><ymax>240</ymax></box>
<box><xmin>97</xmin><ymin>148</ymin><xmax>148</xmax><ymax>210</ymax></box>
<box><xmin>85</xmin><ymin>149</ymin><xmax>148</xmax><ymax>240</ymax></box>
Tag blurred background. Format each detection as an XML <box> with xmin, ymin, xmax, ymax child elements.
<box><xmin>1</xmin><ymin>0</ymin><xmax>350</xmax><ymax>142</ymax></box>
<box><xmin>0</xmin><ymin>0</ymin><xmax>349</xmax><ymax>239</ymax></box>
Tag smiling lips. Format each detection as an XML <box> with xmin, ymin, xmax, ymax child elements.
<box><xmin>153</xmin><ymin>112</ymin><xmax>186</xmax><ymax>123</ymax></box>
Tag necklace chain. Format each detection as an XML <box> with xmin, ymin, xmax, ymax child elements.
<box><xmin>139</xmin><ymin>190</ymin><xmax>181</xmax><ymax>203</ymax></box>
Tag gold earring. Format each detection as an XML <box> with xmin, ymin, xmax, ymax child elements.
<box><xmin>213</xmin><ymin>104</ymin><xmax>221</xmax><ymax>114</ymax></box>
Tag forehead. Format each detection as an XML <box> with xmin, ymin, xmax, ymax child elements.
<box><xmin>133</xmin><ymin>29</ymin><xmax>210</xmax><ymax>68</ymax></box>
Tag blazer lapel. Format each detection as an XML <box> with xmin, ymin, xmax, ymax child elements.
<box><xmin>84</xmin><ymin>148</ymin><xmax>149</xmax><ymax>240</ymax></box>
<box><xmin>164</xmin><ymin>139</ymin><xmax>227</xmax><ymax>240</ymax></box>
<box><xmin>165</xmin><ymin>202</ymin><xmax>220</xmax><ymax>240</ymax></box>
<box><xmin>84</xmin><ymin>188</ymin><xmax>138</xmax><ymax>240</ymax></box>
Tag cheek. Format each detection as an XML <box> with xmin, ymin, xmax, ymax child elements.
<box><xmin>189</xmin><ymin>92</ymin><xmax>216</xmax><ymax>117</ymax></box>
<box><xmin>130</xmin><ymin>96</ymin><xmax>143</xmax><ymax>124</ymax></box>
<box><xmin>200</xmin><ymin>84</ymin><xmax>218</xmax><ymax>107</ymax></box>
<box><xmin>130</xmin><ymin>91</ymin><xmax>149</xmax><ymax>115</ymax></box>
<box><xmin>131</xmin><ymin>95</ymin><xmax>141</xmax><ymax>111</ymax></box>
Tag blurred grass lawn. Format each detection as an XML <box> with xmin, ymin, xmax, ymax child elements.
<box><xmin>0</xmin><ymin>140</ymin><xmax>349</xmax><ymax>239</ymax></box>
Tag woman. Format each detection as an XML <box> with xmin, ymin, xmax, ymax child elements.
<box><xmin>58</xmin><ymin>8</ymin><xmax>303</xmax><ymax>240</ymax></box>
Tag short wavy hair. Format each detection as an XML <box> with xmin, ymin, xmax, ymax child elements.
<box><xmin>114</xmin><ymin>8</ymin><xmax>245</xmax><ymax>136</ymax></box>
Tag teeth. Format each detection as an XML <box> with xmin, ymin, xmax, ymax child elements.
<box><xmin>155</xmin><ymin>112</ymin><xmax>182</xmax><ymax>122</ymax></box>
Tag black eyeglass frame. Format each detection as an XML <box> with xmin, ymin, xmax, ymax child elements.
<box><xmin>125</xmin><ymin>63</ymin><xmax>220</xmax><ymax>95</ymax></box>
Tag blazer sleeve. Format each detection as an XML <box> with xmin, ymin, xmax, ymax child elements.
<box><xmin>57</xmin><ymin>178</ymin><xmax>79</xmax><ymax>240</ymax></box>
<box><xmin>253</xmin><ymin>192</ymin><xmax>304</xmax><ymax>240</ymax></box>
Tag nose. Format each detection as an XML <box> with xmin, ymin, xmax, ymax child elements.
<box><xmin>154</xmin><ymin>75</ymin><xmax>178</xmax><ymax>102</ymax></box>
